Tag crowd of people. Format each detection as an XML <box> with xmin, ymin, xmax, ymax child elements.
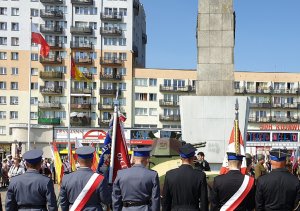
<box><xmin>3</xmin><ymin>144</ymin><xmax>300</xmax><ymax>211</ymax></box>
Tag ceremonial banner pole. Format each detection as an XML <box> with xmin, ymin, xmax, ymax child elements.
<box><xmin>27</xmin><ymin>17</ymin><xmax>33</xmax><ymax>151</ymax></box>
<box><xmin>109</xmin><ymin>90</ymin><xmax>119</xmax><ymax>184</ymax></box>
<box><xmin>68</xmin><ymin>53</ymin><xmax>72</xmax><ymax>166</ymax></box>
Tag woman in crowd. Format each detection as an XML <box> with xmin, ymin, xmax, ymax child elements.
<box><xmin>8</xmin><ymin>157</ymin><xmax>25</xmax><ymax>180</ymax></box>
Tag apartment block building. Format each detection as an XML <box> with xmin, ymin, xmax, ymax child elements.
<box><xmin>0</xmin><ymin>0</ymin><xmax>146</xmax><ymax>157</ymax></box>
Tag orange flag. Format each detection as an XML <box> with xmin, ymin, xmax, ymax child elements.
<box><xmin>51</xmin><ymin>143</ymin><xmax>64</xmax><ymax>185</ymax></box>
<box><xmin>91</xmin><ymin>143</ymin><xmax>99</xmax><ymax>172</ymax></box>
<box><xmin>68</xmin><ymin>143</ymin><xmax>76</xmax><ymax>172</ymax></box>
<box><xmin>71</xmin><ymin>57</ymin><xmax>89</xmax><ymax>81</ymax></box>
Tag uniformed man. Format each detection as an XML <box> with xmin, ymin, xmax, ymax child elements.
<box><xmin>256</xmin><ymin>148</ymin><xmax>300</xmax><ymax>211</ymax></box>
<box><xmin>59</xmin><ymin>146</ymin><xmax>111</xmax><ymax>211</ymax></box>
<box><xmin>5</xmin><ymin>149</ymin><xmax>58</xmax><ymax>211</ymax></box>
<box><xmin>254</xmin><ymin>154</ymin><xmax>266</xmax><ymax>179</ymax></box>
<box><xmin>162</xmin><ymin>143</ymin><xmax>208</xmax><ymax>211</ymax></box>
<box><xmin>210</xmin><ymin>152</ymin><xmax>255</xmax><ymax>211</ymax></box>
<box><xmin>112</xmin><ymin>147</ymin><xmax>160</xmax><ymax>211</ymax></box>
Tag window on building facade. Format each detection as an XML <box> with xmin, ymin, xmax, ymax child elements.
<box><xmin>31</xmin><ymin>53</ymin><xmax>38</xmax><ymax>61</ymax></box>
<box><xmin>30</xmin><ymin>97</ymin><xmax>38</xmax><ymax>105</ymax></box>
<box><xmin>0</xmin><ymin>126</ymin><xmax>6</xmax><ymax>135</ymax></box>
<box><xmin>119</xmin><ymin>82</ymin><xmax>126</xmax><ymax>90</ymax></box>
<box><xmin>30</xmin><ymin>9</ymin><xmax>39</xmax><ymax>17</ymax></box>
<box><xmin>164</xmin><ymin>79</ymin><xmax>172</xmax><ymax>87</ymax></box>
<box><xmin>10</xmin><ymin>111</ymin><xmax>18</xmax><ymax>119</ymax></box>
<box><xmin>0</xmin><ymin>8</ymin><xmax>7</xmax><ymax>15</ymax></box>
<box><xmin>12</xmin><ymin>67</ymin><xmax>18</xmax><ymax>75</ymax></box>
<box><xmin>149</xmin><ymin>108</ymin><xmax>157</xmax><ymax>116</ymax></box>
<box><xmin>0</xmin><ymin>96</ymin><xmax>6</xmax><ymax>104</ymax></box>
<box><xmin>0</xmin><ymin>52</ymin><xmax>7</xmax><ymax>60</ymax></box>
<box><xmin>30</xmin><ymin>112</ymin><xmax>38</xmax><ymax>120</ymax></box>
<box><xmin>119</xmin><ymin>53</ymin><xmax>127</xmax><ymax>60</ymax></box>
<box><xmin>118</xmin><ymin>38</ymin><xmax>126</xmax><ymax>46</ymax></box>
<box><xmin>0</xmin><ymin>81</ymin><xmax>6</xmax><ymax>89</ymax></box>
<box><xmin>0</xmin><ymin>111</ymin><xmax>6</xmax><ymax>119</ymax></box>
<box><xmin>10</xmin><ymin>96</ymin><xmax>18</xmax><ymax>105</ymax></box>
<box><xmin>135</xmin><ymin>78</ymin><xmax>147</xmax><ymax>86</ymax></box>
<box><xmin>118</xmin><ymin>68</ymin><xmax>126</xmax><ymax>76</ymax></box>
<box><xmin>0</xmin><ymin>37</ymin><xmax>7</xmax><ymax>45</ymax></box>
<box><xmin>119</xmin><ymin>8</ymin><xmax>127</xmax><ymax>16</ymax></box>
<box><xmin>11</xmin><ymin>8</ymin><xmax>19</xmax><ymax>16</ymax></box>
<box><xmin>31</xmin><ymin>83</ymin><xmax>38</xmax><ymax>90</ymax></box>
<box><xmin>31</xmin><ymin>68</ymin><xmax>38</xmax><ymax>76</ymax></box>
<box><xmin>119</xmin><ymin>98</ymin><xmax>126</xmax><ymax>106</ymax></box>
<box><xmin>0</xmin><ymin>22</ymin><xmax>7</xmax><ymax>30</ymax></box>
<box><xmin>133</xmin><ymin>124</ymin><xmax>157</xmax><ymax>129</ymax></box>
<box><xmin>149</xmin><ymin>78</ymin><xmax>157</xmax><ymax>86</ymax></box>
<box><xmin>11</xmin><ymin>22</ymin><xmax>19</xmax><ymax>31</ymax></box>
<box><xmin>135</xmin><ymin>108</ymin><xmax>147</xmax><ymax>116</ymax></box>
<box><xmin>75</xmin><ymin>7</ymin><xmax>97</xmax><ymax>15</ymax></box>
<box><xmin>149</xmin><ymin>93</ymin><xmax>157</xmax><ymax>101</ymax></box>
<box><xmin>11</xmin><ymin>37</ymin><xmax>19</xmax><ymax>46</ymax></box>
<box><xmin>0</xmin><ymin>67</ymin><xmax>6</xmax><ymax>75</ymax></box>
<box><xmin>135</xmin><ymin>93</ymin><xmax>147</xmax><ymax>101</ymax></box>
<box><xmin>11</xmin><ymin>52</ymin><xmax>19</xmax><ymax>60</ymax></box>
<box><xmin>11</xmin><ymin>82</ymin><xmax>18</xmax><ymax>90</ymax></box>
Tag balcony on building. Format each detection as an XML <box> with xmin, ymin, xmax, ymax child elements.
<box><xmin>40</xmin><ymin>56</ymin><xmax>63</xmax><ymax>64</ymax></box>
<box><xmin>98</xmin><ymin>118</ymin><xmax>110</xmax><ymax>128</ymax></box>
<box><xmin>40</xmin><ymin>9</ymin><xmax>63</xmax><ymax>19</ymax></box>
<box><xmin>40</xmin><ymin>71</ymin><xmax>63</xmax><ymax>79</ymax></box>
<box><xmin>70</xmin><ymin>41</ymin><xmax>93</xmax><ymax>50</ymax></box>
<box><xmin>99</xmin><ymin>88</ymin><xmax>118</xmax><ymax>95</ymax></box>
<box><xmin>100</xmin><ymin>12</ymin><xmax>123</xmax><ymax>21</ymax></box>
<box><xmin>159</xmin><ymin>100</ymin><xmax>179</xmax><ymax>107</ymax></box>
<box><xmin>271</xmin><ymin>116</ymin><xmax>298</xmax><ymax>123</ymax></box>
<box><xmin>249</xmin><ymin>102</ymin><xmax>271</xmax><ymax>109</ymax></box>
<box><xmin>273</xmin><ymin>88</ymin><xmax>299</xmax><ymax>95</ymax></box>
<box><xmin>272</xmin><ymin>103</ymin><xmax>298</xmax><ymax>109</ymax></box>
<box><xmin>142</xmin><ymin>33</ymin><xmax>147</xmax><ymax>44</ymax></box>
<box><xmin>159</xmin><ymin>85</ymin><xmax>194</xmax><ymax>92</ymax></box>
<box><xmin>100</xmin><ymin>73</ymin><xmax>122</xmax><ymax>81</ymax></box>
<box><xmin>38</xmin><ymin>117</ymin><xmax>61</xmax><ymax>125</ymax></box>
<box><xmin>48</xmin><ymin>41</ymin><xmax>64</xmax><ymax>49</ymax></box>
<box><xmin>71</xmin><ymin>103</ymin><xmax>91</xmax><ymax>109</ymax></box>
<box><xmin>40</xmin><ymin>0</ymin><xmax>63</xmax><ymax>4</ymax></box>
<box><xmin>74</xmin><ymin>57</ymin><xmax>93</xmax><ymax>65</ymax></box>
<box><xmin>159</xmin><ymin>114</ymin><xmax>181</xmax><ymax>122</ymax></box>
<box><xmin>70</xmin><ymin>116</ymin><xmax>91</xmax><ymax>126</ymax></box>
<box><xmin>40</xmin><ymin>86</ymin><xmax>63</xmax><ymax>95</ymax></box>
<box><xmin>98</xmin><ymin>103</ymin><xmax>114</xmax><ymax>110</ymax></box>
<box><xmin>100</xmin><ymin>57</ymin><xmax>124</xmax><ymax>66</ymax></box>
<box><xmin>248</xmin><ymin>116</ymin><xmax>271</xmax><ymax>123</ymax></box>
<box><xmin>70</xmin><ymin>26</ymin><xmax>93</xmax><ymax>35</ymax></box>
<box><xmin>38</xmin><ymin>102</ymin><xmax>61</xmax><ymax>109</ymax></box>
<box><xmin>40</xmin><ymin>24</ymin><xmax>63</xmax><ymax>34</ymax></box>
<box><xmin>71</xmin><ymin>88</ymin><xmax>92</xmax><ymax>95</ymax></box>
<box><xmin>71</xmin><ymin>0</ymin><xmax>93</xmax><ymax>5</ymax></box>
<box><xmin>100</xmin><ymin>27</ymin><xmax>122</xmax><ymax>36</ymax></box>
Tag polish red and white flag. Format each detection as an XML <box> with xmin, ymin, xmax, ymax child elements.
<box><xmin>31</xmin><ymin>23</ymin><xmax>50</xmax><ymax>57</ymax></box>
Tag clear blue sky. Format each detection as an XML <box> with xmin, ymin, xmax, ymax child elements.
<box><xmin>140</xmin><ymin>0</ymin><xmax>300</xmax><ymax>72</ymax></box>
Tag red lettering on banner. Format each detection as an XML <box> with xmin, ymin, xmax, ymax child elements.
<box><xmin>260</xmin><ymin>124</ymin><xmax>300</xmax><ymax>131</ymax></box>
<box><xmin>260</xmin><ymin>124</ymin><xmax>272</xmax><ymax>130</ymax></box>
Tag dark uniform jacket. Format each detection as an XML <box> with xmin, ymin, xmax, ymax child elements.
<box><xmin>162</xmin><ymin>164</ymin><xmax>208</xmax><ymax>211</ymax></box>
<box><xmin>256</xmin><ymin>168</ymin><xmax>300</xmax><ymax>211</ymax></box>
<box><xmin>210</xmin><ymin>170</ymin><xmax>255</xmax><ymax>211</ymax></box>
<box><xmin>59</xmin><ymin>167</ymin><xmax>112</xmax><ymax>211</ymax></box>
<box><xmin>112</xmin><ymin>164</ymin><xmax>160</xmax><ymax>211</ymax></box>
<box><xmin>5</xmin><ymin>169</ymin><xmax>57</xmax><ymax>211</ymax></box>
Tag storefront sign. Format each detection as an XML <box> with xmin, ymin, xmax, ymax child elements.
<box><xmin>54</xmin><ymin>129</ymin><xmax>107</xmax><ymax>140</ymax></box>
<box><xmin>259</xmin><ymin>124</ymin><xmax>300</xmax><ymax>131</ymax></box>
<box><xmin>130</xmin><ymin>130</ymin><xmax>158</xmax><ymax>145</ymax></box>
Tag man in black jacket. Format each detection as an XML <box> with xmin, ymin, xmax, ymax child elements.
<box><xmin>256</xmin><ymin>148</ymin><xmax>300</xmax><ymax>211</ymax></box>
<box><xmin>162</xmin><ymin>143</ymin><xmax>208</xmax><ymax>211</ymax></box>
<box><xmin>210</xmin><ymin>152</ymin><xmax>255</xmax><ymax>211</ymax></box>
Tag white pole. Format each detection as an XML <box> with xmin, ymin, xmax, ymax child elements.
<box><xmin>109</xmin><ymin>91</ymin><xmax>119</xmax><ymax>183</ymax></box>
<box><xmin>27</xmin><ymin>18</ymin><xmax>33</xmax><ymax>151</ymax></box>
<box><xmin>68</xmin><ymin>54</ymin><xmax>72</xmax><ymax>165</ymax></box>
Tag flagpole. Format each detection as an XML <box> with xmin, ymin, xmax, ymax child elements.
<box><xmin>68</xmin><ymin>53</ymin><xmax>72</xmax><ymax>167</ymax></box>
<box><xmin>109</xmin><ymin>91</ymin><xmax>119</xmax><ymax>184</ymax></box>
<box><xmin>27</xmin><ymin>17</ymin><xmax>33</xmax><ymax>151</ymax></box>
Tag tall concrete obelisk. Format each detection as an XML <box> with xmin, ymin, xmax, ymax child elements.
<box><xmin>197</xmin><ymin>0</ymin><xmax>235</xmax><ymax>96</ymax></box>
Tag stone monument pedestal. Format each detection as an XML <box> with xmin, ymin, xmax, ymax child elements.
<box><xmin>180</xmin><ymin>96</ymin><xmax>249</xmax><ymax>169</ymax></box>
